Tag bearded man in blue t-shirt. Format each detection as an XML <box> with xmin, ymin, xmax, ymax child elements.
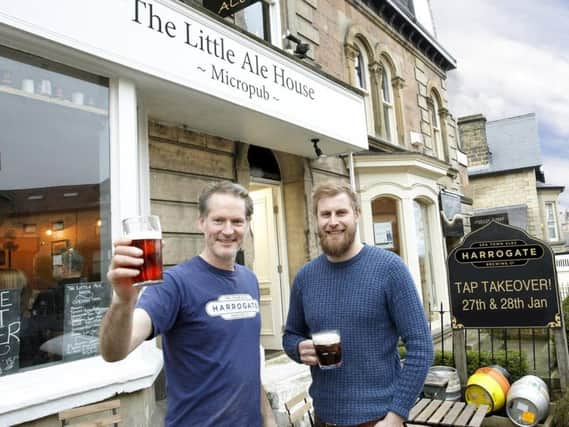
<box><xmin>100</xmin><ymin>181</ymin><xmax>276</xmax><ymax>427</ymax></box>
<box><xmin>283</xmin><ymin>182</ymin><xmax>434</xmax><ymax>427</ymax></box>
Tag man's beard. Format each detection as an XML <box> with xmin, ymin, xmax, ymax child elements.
<box><xmin>318</xmin><ymin>227</ymin><xmax>356</xmax><ymax>258</ymax></box>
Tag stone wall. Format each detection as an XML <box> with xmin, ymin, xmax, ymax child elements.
<box><xmin>286</xmin><ymin>0</ymin><xmax>465</xmax><ymax>196</ymax></box>
<box><xmin>147</xmin><ymin>121</ymin><xmax>321</xmax><ymax>282</ymax></box>
<box><xmin>469</xmin><ymin>169</ymin><xmax>541</xmax><ymax>237</ymax></box>
<box><xmin>147</xmin><ymin>121</ymin><xmax>246</xmax><ymax>267</ymax></box>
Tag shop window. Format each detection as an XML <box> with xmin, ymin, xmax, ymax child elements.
<box><xmin>380</xmin><ymin>63</ymin><xmax>398</xmax><ymax>144</ymax></box>
<box><xmin>371</xmin><ymin>197</ymin><xmax>400</xmax><ymax>255</ymax></box>
<box><xmin>545</xmin><ymin>202</ymin><xmax>559</xmax><ymax>241</ymax></box>
<box><xmin>413</xmin><ymin>199</ymin><xmax>436</xmax><ymax>316</ymax></box>
<box><xmin>0</xmin><ymin>46</ymin><xmax>111</xmax><ymax>376</ymax></box>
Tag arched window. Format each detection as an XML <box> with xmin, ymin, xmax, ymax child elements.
<box><xmin>429</xmin><ymin>91</ymin><xmax>445</xmax><ymax>160</ymax></box>
<box><xmin>354</xmin><ymin>49</ymin><xmax>366</xmax><ymax>90</ymax></box>
<box><xmin>381</xmin><ymin>63</ymin><xmax>398</xmax><ymax>144</ymax></box>
<box><xmin>352</xmin><ymin>40</ymin><xmax>374</xmax><ymax>134</ymax></box>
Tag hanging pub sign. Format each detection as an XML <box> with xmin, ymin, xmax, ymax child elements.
<box><xmin>439</xmin><ymin>190</ymin><xmax>464</xmax><ymax>237</ymax></box>
<box><xmin>203</xmin><ymin>0</ymin><xmax>261</xmax><ymax>18</ymax></box>
<box><xmin>447</xmin><ymin>221</ymin><xmax>561</xmax><ymax>329</ymax></box>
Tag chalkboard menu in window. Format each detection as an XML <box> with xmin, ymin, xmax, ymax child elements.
<box><xmin>0</xmin><ymin>289</ymin><xmax>21</xmax><ymax>376</ymax></box>
<box><xmin>62</xmin><ymin>281</ymin><xmax>110</xmax><ymax>360</ymax></box>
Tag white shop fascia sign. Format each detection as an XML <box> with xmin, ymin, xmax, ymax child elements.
<box><xmin>0</xmin><ymin>0</ymin><xmax>368</xmax><ymax>157</ymax></box>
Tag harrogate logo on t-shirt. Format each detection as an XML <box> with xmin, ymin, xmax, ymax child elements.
<box><xmin>205</xmin><ymin>294</ymin><xmax>260</xmax><ymax>320</ymax></box>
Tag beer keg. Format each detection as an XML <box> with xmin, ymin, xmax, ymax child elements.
<box><xmin>506</xmin><ymin>375</ymin><xmax>549</xmax><ymax>427</ymax></box>
<box><xmin>424</xmin><ymin>366</ymin><xmax>462</xmax><ymax>401</ymax></box>
<box><xmin>465</xmin><ymin>365</ymin><xmax>510</xmax><ymax>413</ymax></box>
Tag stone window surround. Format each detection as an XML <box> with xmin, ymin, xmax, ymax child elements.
<box><xmin>381</xmin><ymin>63</ymin><xmax>399</xmax><ymax>145</ymax></box>
<box><xmin>347</xmin><ymin>37</ymin><xmax>375</xmax><ymax>135</ymax></box>
<box><xmin>425</xmin><ymin>84</ymin><xmax>450</xmax><ymax>163</ymax></box>
<box><xmin>344</xmin><ymin>25</ymin><xmax>407</xmax><ymax>146</ymax></box>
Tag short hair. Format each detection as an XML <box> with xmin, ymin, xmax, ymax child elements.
<box><xmin>312</xmin><ymin>182</ymin><xmax>360</xmax><ymax>216</ymax></box>
<box><xmin>198</xmin><ymin>181</ymin><xmax>254</xmax><ymax>220</ymax></box>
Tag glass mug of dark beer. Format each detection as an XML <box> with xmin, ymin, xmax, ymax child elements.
<box><xmin>312</xmin><ymin>330</ymin><xmax>342</xmax><ymax>369</ymax></box>
<box><xmin>122</xmin><ymin>215</ymin><xmax>163</xmax><ymax>287</ymax></box>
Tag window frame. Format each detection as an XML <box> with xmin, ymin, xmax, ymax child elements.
<box><xmin>380</xmin><ymin>63</ymin><xmax>398</xmax><ymax>144</ymax></box>
<box><xmin>352</xmin><ymin>40</ymin><xmax>374</xmax><ymax>135</ymax></box>
<box><xmin>429</xmin><ymin>92</ymin><xmax>445</xmax><ymax>160</ymax></box>
<box><xmin>0</xmin><ymin>53</ymin><xmax>161</xmax><ymax>423</ymax></box>
<box><xmin>208</xmin><ymin>0</ymin><xmax>282</xmax><ymax>45</ymax></box>
<box><xmin>545</xmin><ymin>201</ymin><xmax>560</xmax><ymax>241</ymax></box>
<box><xmin>413</xmin><ymin>198</ymin><xmax>437</xmax><ymax>316</ymax></box>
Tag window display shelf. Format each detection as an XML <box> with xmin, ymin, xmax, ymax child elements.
<box><xmin>0</xmin><ymin>85</ymin><xmax>107</xmax><ymax>116</ymax></box>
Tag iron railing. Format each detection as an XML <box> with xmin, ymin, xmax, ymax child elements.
<box><xmin>428</xmin><ymin>303</ymin><xmax>559</xmax><ymax>391</ymax></box>
<box><xmin>426</xmin><ymin>253</ymin><xmax>569</xmax><ymax>392</ymax></box>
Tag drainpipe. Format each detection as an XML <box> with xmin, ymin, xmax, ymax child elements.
<box><xmin>347</xmin><ymin>151</ymin><xmax>362</xmax><ymax>241</ymax></box>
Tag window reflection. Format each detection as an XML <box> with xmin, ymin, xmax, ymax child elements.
<box><xmin>371</xmin><ymin>197</ymin><xmax>399</xmax><ymax>255</ymax></box>
<box><xmin>413</xmin><ymin>200</ymin><xmax>436</xmax><ymax>317</ymax></box>
<box><xmin>545</xmin><ymin>202</ymin><xmax>559</xmax><ymax>241</ymax></box>
<box><xmin>381</xmin><ymin>65</ymin><xmax>397</xmax><ymax>144</ymax></box>
<box><xmin>0</xmin><ymin>46</ymin><xmax>111</xmax><ymax>375</ymax></box>
<box><xmin>429</xmin><ymin>93</ymin><xmax>444</xmax><ymax>160</ymax></box>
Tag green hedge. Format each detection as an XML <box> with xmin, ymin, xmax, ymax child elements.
<box><xmin>553</xmin><ymin>388</ymin><xmax>569</xmax><ymax>427</ymax></box>
<box><xmin>399</xmin><ymin>348</ymin><xmax>529</xmax><ymax>382</ymax></box>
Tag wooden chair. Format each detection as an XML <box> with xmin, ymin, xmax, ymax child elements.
<box><xmin>285</xmin><ymin>390</ymin><xmax>314</xmax><ymax>427</ymax></box>
<box><xmin>59</xmin><ymin>399</ymin><xmax>121</xmax><ymax>427</ymax></box>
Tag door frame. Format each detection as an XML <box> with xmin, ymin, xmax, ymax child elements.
<box><xmin>250</xmin><ymin>179</ymin><xmax>290</xmax><ymax>345</ymax></box>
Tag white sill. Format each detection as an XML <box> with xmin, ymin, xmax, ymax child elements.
<box><xmin>0</xmin><ymin>341</ymin><xmax>163</xmax><ymax>426</ymax></box>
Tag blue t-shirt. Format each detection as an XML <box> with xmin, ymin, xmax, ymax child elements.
<box><xmin>138</xmin><ymin>256</ymin><xmax>262</xmax><ymax>427</ymax></box>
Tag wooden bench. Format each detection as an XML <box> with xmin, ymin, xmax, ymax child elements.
<box><xmin>405</xmin><ymin>398</ymin><xmax>488</xmax><ymax>427</ymax></box>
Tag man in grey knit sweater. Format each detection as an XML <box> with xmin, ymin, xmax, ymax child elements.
<box><xmin>283</xmin><ymin>182</ymin><xmax>433</xmax><ymax>427</ymax></box>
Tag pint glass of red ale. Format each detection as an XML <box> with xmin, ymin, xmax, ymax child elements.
<box><xmin>122</xmin><ymin>215</ymin><xmax>163</xmax><ymax>287</ymax></box>
<box><xmin>312</xmin><ymin>330</ymin><xmax>342</xmax><ymax>369</ymax></box>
